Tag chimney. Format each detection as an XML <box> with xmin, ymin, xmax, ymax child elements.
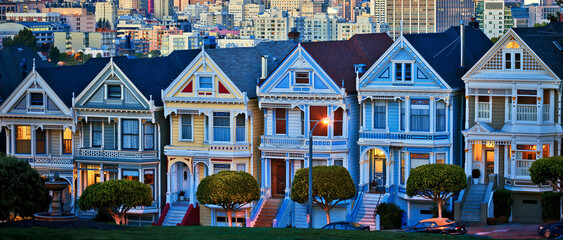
<box><xmin>261</xmin><ymin>55</ymin><xmax>268</xmax><ymax>80</ymax></box>
<box><xmin>460</xmin><ymin>20</ymin><xmax>464</xmax><ymax>68</ymax></box>
<box><xmin>469</xmin><ymin>17</ymin><xmax>479</xmax><ymax>29</ymax></box>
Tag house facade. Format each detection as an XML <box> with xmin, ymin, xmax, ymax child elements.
<box><xmin>461</xmin><ymin>23</ymin><xmax>563</xmax><ymax>223</ymax></box>
<box><xmin>256</xmin><ymin>34</ymin><xmax>393</xmax><ymax>229</ymax></box>
<box><xmin>356</xmin><ymin>26</ymin><xmax>492</xmax><ymax>226</ymax></box>
<box><xmin>161</xmin><ymin>43</ymin><xmax>295</xmax><ymax>227</ymax></box>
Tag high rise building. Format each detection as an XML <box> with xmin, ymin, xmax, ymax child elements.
<box><xmin>386</xmin><ymin>0</ymin><xmax>474</xmax><ymax>39</ymax></box>
<box><xmin>95</xmin><ymin>1</ymin><xmax>118</xmax><ymax>29</ymax></box>
<box><xmin>270</xmin><ymin>0</ymin><xmax>303</xmax><ymax>10</ymax></box>
<box><xmin>154</xmin><ymin>0</ymin><xmax>174</xmax><ymax>19</ymax></box>
<box><xmin>369</xmin><ymin>0</ymin><xmax>385</xmax><ymax>23</ymax></box>
<box><xmin>254</xmin><ymin>10</ymin><xmax>304</xmax><ymax>41</ymax></box>
<box><xmin>120</xmin><ymin>0</ymin><xmax>140</xmax><ymax>9</ymax></box>
<box><xmin>301</xmin><ymin>13</ymin><xmax>344</xmax><ymax>41</ymax></box>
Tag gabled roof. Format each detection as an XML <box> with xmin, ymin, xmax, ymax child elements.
<box><xmin>512</xmin><ymin>22</ymin><xmax>563</xmax><ymax>79</ymax></box>
<box><xmin>404</xmin><ymin>26</ymin><xmax>493</xmax><ymax>89</ymax></box>
<box><xmin>0</xmin><ymin>45</ymin><xmax>52</xmax><ymax>104</ymax></box>
<box><xmin>204</xmin><ymin>41</ymin><xmax>297</xmax><ymax>98</ymax></box>
<box><xmin>300</xmin><ymin>33</ymin><xmax>394</xmax><ymax>93</ymax></box>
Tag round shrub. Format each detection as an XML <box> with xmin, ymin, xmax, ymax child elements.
<box><xmin>541</xmin><ymin>192</ymin><xmax>561</xmax><ymax>222</ymax></box>
<box><xmin>493</xmin><ymin>189</ymin><xmax>512</xmax><ymax>218</ymax></box>
<box><xmin>472</xmin><ymin>168</ymin><xmax>481</xmax><ymax>179</ymax></box>
<box><xmin>375</xmin><ymin>202</ymin><xmax>405</xmax><ymax>229</ymax></box>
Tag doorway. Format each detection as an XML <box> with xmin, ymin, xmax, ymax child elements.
<box><xmin>271</xmin><ymin>159</ymin><xmax>286</xmax><ymax>197</ymax></box>
<box><xmin>484</xmin><ymin>150</ymin><xmax>494</xmax><ymax>183</ymax></box>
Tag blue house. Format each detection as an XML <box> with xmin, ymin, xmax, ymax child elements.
<box><xmin>355</xmin><ymin>25</ymin><xmax>492</xmax><ymax>226</ymax></box>
<box><xmin>254</xmin><ymin>34</ymin><xmax>393</xmax><ymax>229</ymax></box>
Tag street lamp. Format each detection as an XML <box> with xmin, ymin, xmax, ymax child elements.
<box><xmin>308</xmin><ymin>117</ymin><xmax>330</xmax><ymax>229</ymax></box>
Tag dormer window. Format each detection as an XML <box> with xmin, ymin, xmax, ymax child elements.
<box><xmin>295</xmin><ymin>71</ymin><xmax>310</xmax><ymax>85</ymax></box>
<box><xmin>394</xmin><ymin>62</ymin><xmax>413</xmax><ymax>82</ymax></box>
<box><xmin>199</xmin><ymin>76</ymin><xmax>213</xmax><ymax>90</ymax></box>
<box><xmin>504</xmin><ymin>41</ymin><xmax>522</xmax><ymax>70</ymax></box>
<box><xmin>30</xmin><ymin>93</ymin><xmax>43</xmax><ymax>106</ymax></box>
<box><xmin>107</xmin><ymin>85</ymin><xmax>121</xmax><ymax>99</ymax></box>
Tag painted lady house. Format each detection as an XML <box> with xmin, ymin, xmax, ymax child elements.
<box><xmin>255</xmin><ymin>34</ymin><xmax>393</xmax><ymax>228</ymax></box>
<box><xmin>460</xmin><ymin>22</ymin><xmax>563</xmax><ymax>223</ymax></box>
<box><xmin>159</xmin><ymin>42</ymin><xmax>295</xmax><ymax>227</ymax></box>
<box><xmin>356</xmin><ymin>24</ymin><xmax>492</xmax><ymax>226</ymax></box>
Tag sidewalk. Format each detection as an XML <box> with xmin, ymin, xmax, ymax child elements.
<box><xmin>466</xmin><ymin>223</ymin><xmax>543</xmax><ymax>239</ymax></box>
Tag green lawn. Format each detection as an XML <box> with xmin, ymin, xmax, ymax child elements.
<box><xmin>0</xmin><ymin>226</ymin><xmax>483</xmax><ymax>240</ymax></box>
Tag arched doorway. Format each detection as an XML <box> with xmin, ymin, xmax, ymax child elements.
<box><xmin>169</xmin><ymin>161</ymin><xmax>191</xmax><ymax>203</ymax></box>
<box><xmin>361</xmin><ymin>147</ymin><xmax>388</xmax><ymax>193</ymax></box>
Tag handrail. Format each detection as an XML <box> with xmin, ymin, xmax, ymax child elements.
<box><xmin>487</xmin><ymin>190</ymin><xmax>496</xmax><ymax>218</ymax></box>
<box><xmin>350</xmin><ymin>184</ymin><xmax>367</xmax><ymax>222</ymax></box>
<box><xmin>272</xmin><ymin>197</ymin><xmax>291</xmax><ymax>228</ymax></box>
<box><xmin>152</xmin><ymin>203</ymin><xmax>170</xmax><ymax>226</ymax></box>
<box><xmin>246</xmin><ymin>197</ymin><xmax>265</xmax><ymax>227</ymax></box>
<box><xmin>177</xmin><ymin>203</ymin><xmax>200</xmax><ymax>226</ymax></box>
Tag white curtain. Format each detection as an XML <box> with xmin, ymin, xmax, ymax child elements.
<box><xmin>122</xmin><ymin>120</ymin><xmax>139</xmax><ymax>149</ymax></box>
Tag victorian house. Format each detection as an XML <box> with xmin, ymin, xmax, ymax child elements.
<box><xmin>356</xmin><ymin>25</ymin><xmax>492</xmax><ymax>226</ymax></box>
<box><xmin>255</xmin><ymin>34</ymin><xmax>393</xmax><ymax>229</ymax></box>
<box><xmin>461</xmin><ymin>23</ymin><xmax>563</xmax><ymax>223</ymax></box>
<box><xmin>160</xmin><ymin>42</ymin><xmax>295</xmax><ymax>227</ymax></box>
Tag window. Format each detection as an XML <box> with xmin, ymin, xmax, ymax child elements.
<box><xmin>310</xmin><ymin>106</ymin><xmax>327</xmax><ymax>136</ymax></box>
<box><xmin>181</xmin><ymin>115</ymin><xmax>192</xmax><ymax>141</ymax></box>
<box><xmin>92</xmin><ymin>122</ymin><xmax>102</xmax><ymax>147</ymax></box>
<box><xmin>30</xmin><ymin>93</ymin><xmax>43</xmax><ymax>106</ymax></box>
<box><xmin>410</xmin><ymin>99</ymin><xmax>430</xmax><ymax>131</ymax></box>
<box><xmin>122</xmin><ymin>169</ymin><xmax>139</xmax><ymax>181</ymax></box>
<box><xmin>107</xmin><ymin>85</ymin><xmax>121</xmax><ymax>99</ymax></box>
<box><xmin>436</xmin><ymin>153</ymin><xmax>445</xmax><ymax>164</ymax></box>
<box><xmin>301</xmin><ymin>111</ymin><xmax>306</xmax><ymax>136</ymax></box>
<box><xmin>395</xmin><ymin>63</ymin><xmax>402</xmax><ymax>81</ymax></box>
<box><xmin>394</xmin><ymin>63</ymin><xmax>412</xmax><ymax>81</ymax></box>
<box><xmin>436</xmin><ymin>101</ymin><xmax>446</xmax><ymax>132</ymax></box>
<box><xmin>144</xmin><ymin>169</ymin><xmax>155</xmax><ymax>198</ymax></box>
<box><xmin>236</xmin><ymin>114</ymin><xmax>245</xmax><ymax>142</ymax></box>
<box><xmin>236</xmin><ymin>163</ymin><xmax>246</xmax><ymax>172</ymax></box>
<box><xmin>204</xmin><ymin>116</ymin><xmax>209</xmax><ymax>142</ymax></box>
<box><xmin>144</xmin><ymin>123</ymin><xmax>154</xmax><ymax>150</ymax></box>
<box><xmin>213</xmin><ymin>112</ymin><xmax>230</xmax><ymax>142</ymax></box>
<box><xmin>504</xmin><ymin>41</ymin><xmax>522</xmax><ymax>70</ymax></box>
<box><xmin>122</xmin><ymin>120</ymin><xmax>139</xmax><ymax>149</ymax></box>
<box><xmin>405</xmin><ymin>64</ymin><xmax>412</xmax><ymax>81</ymax></box>
<box><xmin>199</xmin><ymin>76</ymin><xmax>213</xmax><ymax>89</ymax></box>
<box><xmin>411</xmin><ymin>153</ymin><xmax>430</xmax><ymax>169</ymax></box>
<box><xmin>36</xmin><ymin>129</ymin><xmax>45</xmax><ymax>154</ymax></box>
<box><xmin>374</xmin><ymin>100</ymin><xmax>386</xmax><ymax>129</ymax></box>
<box><xmin>63</xmin><ymin>128</ymin><xmax>72</xmax><ymax>154</ymax></box>
<box><xmin>333</xmin><ymin>108</ymin><xmax>343</xmax><ymax>136</ymax></box>
<box><xmin>400</xmin><ymin>152</ymin><xmax>406</xmax><ymax>185</ymax></box>
<box><xmin>275</xmin><ymin>108</ymin><xmax>286</xmax><ymax>135</ymax></box>
<box><xmin>295</xmin><ymin>71</ymin><xmax>310</xmax><ymax>84</ymax></box>
<box><xmin>477</xmin><ymin>96</ymin><xmax>491</xmax><ymax>121</ymax></box>
<box><xmin>400</xmin><ymin>101</ymin><xmax>406</xmax><ymax>131</ymax></box>
<box><xmin>213</xmin><ymin>164</ymin><xmax>230</xmax><ymax>174</ymax></box>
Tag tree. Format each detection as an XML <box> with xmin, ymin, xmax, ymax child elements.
<box><xmin>534</xmin><ymin>22</ymin><xmax>548</xmax><ymax>27</ymax></box>
<box><xmin>78</xmin><ymin>179</ymin><xmax>153</xmax><ymax>225</ymax></box>
<box><xmin>490</xmin><ymin>36</ymin><xmax>501</xmax><ymax>44</ymax></box>
<box><xmin>290</xmin><ymin>165</ymin><xmax>356</xmax><ymax>224</ymax></box>
<box><xmin>148</xmin><ymin>50</ymin><xmax>160</xmax><ymax>57</ymax></box>
<box><xmin>49</xmin><ymin>46</ymin><xmax>61</xmax><ymax>64</ymax></box>
<box><xmin>0</xmin><ymin>153</ymin><xmax>49</xmax><ymax>221</ymax></box>
<box><xmin>196</xmin><ymin>171</ymin><xmax>259</xmax><ymax>227</ymax></box>
<box><xmin>529</xmin><ymin>156</ymin><xmax>563</xmax><ymax>192</ymax></box>
<box><xmin>2</xmin><ymin>28</ymin><xmax>37</xmax><ymax>51</ymax></box>
<box><xmin>406</xmin><ymin>164</ymin><xmax>467</xmax><ymax>218</ymax></box>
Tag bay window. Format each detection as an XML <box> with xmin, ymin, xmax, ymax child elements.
<box><xmin>63</xmin><ymin>128</ymin><xmax>72</xmax><ymax>154</ymax></box>
<box><xmin>436</xmin><ymin>101</ymin><xmax>446</xmax><ymax>132</ymax></box>
<box><xmin>515</xmin><ymin>145</ymin><xmax>536</xmax><ymax>177</ymax></box>
<box><xmin>309</xmin><ymin>106</ymin><xmax>327</xmax><ymax>136</ymax></box>
<box><xmin>236</xmin><ymin>114</ymin><xmax>245</xmax><ymax>142</ymax></box>
<box><xmin>144</xmin><ymin>123</ymin><xmax>154</xmax><ymax>150</ymax></box>
<box><xmin>122</xmin><ymin>120</ymin><xmax>139</xmax><ymax>149</ymax></box>
<box><xmin>476</xmin><ymin>96</ymin><xmax>492</xmax><ymax>121</ymax></box>
<box><xmin>92</xmin><ymin>122</ymin><xmax>102</xmax><ymax>147</ymax></box>
<box><xmin>373</xmin><ymin>100</ymin><xmax>386</xmax><ymax>129</ymax></box>
<box><xmin>400</xmin><ymin>152</ymin><xmax>406</xmax><ymax>185</ymax></box>
<box><xmin>144</xmin><ymin>169</ymin><xmax>155</xmax><ymax>199</ymax></box>
<box><xmin>213</xmin><ymin>112</ymin><xmax>230</xmax><ymax>142</ymax></box>
<box><xmin>275</xmin><ymin>108</ymin><xmax>286</xmax><ymax>135</ymax></box>
<box><xmin>436</xmin><ymin>153</ymin><xmax>445</xmax><ymax>164</ymax></box>
<box><xmin>36</xmin><ymin>129</ymin><xmax>45</xmax><ymax>154</ymax></box>
<box><xmin>181</xmin><ymin>115</ymin><xmax>193</xmax><ymax>141</ymax></box>
<box><xmin>411</xmin><ymin>153</ymin><xmax>430</xmax><ymax>169</ymax></box>
<box><xmin>333</xmin><ymin>108</ymin><xmax>343</xmax><ymax>136</ymax></box>
<box><xmin>213</xmin><ymin>164</ymin><xmax>230</xmax><ymax>174</ymax></box>
<box><xmin>122</xmin><ymin>169</ymin><xmax>139</xmax><ymax>181</ymax></box>
<box><xmin>410</xmin><ymin>99</ymin><xmax>430</xmax><ymax>131</ymax></box>
<box><xmin>400</xmin><ymin>101</ymin><xmax>406</xmax><ymax>131</ymax></box>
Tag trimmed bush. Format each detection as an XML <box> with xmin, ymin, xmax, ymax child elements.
<box><xmin>493</xmin><ymin>189</ymin><xmax>512</xmax><ymax>218</ymax></box>
<box><xmin>375</xmin><ymin>203</ymin><xmax>405</xmax><ymax>229</ymax></box>
<box><xmin>541</xmin><ymin>192</ymin><xmax>562</xmax><ymax>222</ymax></box>
<box><xmin>472</xmin><ymin>168</ymin><xmax>481</xmax><ymax>179</ymax></box>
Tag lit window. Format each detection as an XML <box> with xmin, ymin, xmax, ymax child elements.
<box><xmin>436</xmin><ymin>153</ymin><xmax>445</xmax><ymax>164</ymax></box>
<box><xmin>63</xmin><ymin>128</ymin><xmax>72</xmax><ymax>154</ymax></box>
<box><xmin>122</xmin><ymin>169</ymin><xmax>139</xmax><ymax>181</ymax></box>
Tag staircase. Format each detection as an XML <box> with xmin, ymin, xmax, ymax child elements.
<box><xmin>461</xmin><ymin>184</ymin><xmax>487</xmax><ymax>222</ymax></box>
<box><xmin>356</xmin><ymin>193</ymin><xmax>383</xmax><ymax>230</ymax></box>
<box><xmin>254</xmin><ymin>198</ymin><xmax>283</xmax><ymax>227</ymax></box>
<box><xmin>78</xmin><ymin>210</ymin><xmax>95</xmax><ymax>220</ymax></box>
<box><xmin>293</xmin><ymin>203</ymin><xmax>308</xmax><ymax>228</ymax></box>
<box><xmin>162</xmin><ymin>202</ymin><xmax>190</xmax><ymax>226</ymax></box>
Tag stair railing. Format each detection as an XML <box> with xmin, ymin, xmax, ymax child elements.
<box><xmin>273</xmin><ymin>197</ymin><xmax>291</xmax><ymax>228</ymax></box>
<box><xmin>480</xmin><ymin>174</ymin><xmax>497</xmax><ymax>223</ymax></box>
<box><xmin>152</xmin><ymin>203</ymin><xmax>170</xmax><ymax>226</ymax></box>
<box><xmin>349</xmin><ymin>184</ymin><xmax>367</xmax><ymax>222</ymax></box>
<box><xmin>246</xmin><ymin>196</ymin><xmax>265</xmax><ymax>227</ymax></box>
<box><xmin>454</xmin><ymin>177</ymin><xmax>470</xmax><ymax>222</ymax></box>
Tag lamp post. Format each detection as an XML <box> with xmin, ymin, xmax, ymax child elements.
<box><xmin>308</xmin><ymin>117</ymin><xmax>330</xmax><ymax>229</ymax></box>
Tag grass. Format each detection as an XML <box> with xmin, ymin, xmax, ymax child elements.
<box><xmin>0</xmin><ymin>226</ymin><xmax>484</xmax><ymax>240</ymax></box>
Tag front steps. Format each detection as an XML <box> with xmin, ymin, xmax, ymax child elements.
<box><xmin>461</xmin><ymin>184</ymin><xmax>487</xmax><ymax>222</ymax></box>
<box><xmin>356</xmin><ymin>193</ymin><xmax>384</xmax><ymax>230</ymax></box>
<box><xmin>162</xmin><ymin>202</ymin><xmax>190</xmax><ymax>226</ymax></box>
<box><xmin>293</xmin><ymin>203</ymin><xmax>308</xmax><ymax>228</ymax></box>
<box><xmin>254</xmin><ymin>198</ymin><xmax>283</xmax><ymax>227</ymax></box>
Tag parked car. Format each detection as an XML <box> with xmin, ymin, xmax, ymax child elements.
<box><xmin>538</xmin><ymin>219</ymin><xmax>563</xmax><ymax>238</ymax></box>
<box><xmin>322</xmin><ymin>221</ymin><xmax>370</xmax><ymax>231</ymax></box>
<box><xmin>401</xmin><ymin>218</ymin><xmax>467</xmax><ymax>235</ymax></box>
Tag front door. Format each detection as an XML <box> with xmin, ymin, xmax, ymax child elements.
<box><xmin>271</xmin><ymin>159</ymin><xmax>286</xmax><ymax>197</ymax></box>
<box><xmin>484</xmin><ymin>150</ymin><xmax>494</xmax><ymax>183</ymax></box>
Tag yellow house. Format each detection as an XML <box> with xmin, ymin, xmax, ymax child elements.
<box><xmin>160</xmin><ymin>43</ymin><xmax>295</xmax><ymax>226</ymax></box>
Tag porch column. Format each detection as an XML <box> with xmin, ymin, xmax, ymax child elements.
<box><xmin>31</xmin><ymin>126</ymin><xmax>36</xmax><ymax>156</ymax></box>
<box><xmin>117</xmin><ymin>118</ymin><xmax>122</xmax><ymax>151</ymax></box>
<box><xmin>5</xmin><ymin>128</ymin><xmax>9</xmax><ymax>155</ymax></box>
<box><xmin>77</xmin><ymin>169</ymin><xmax>82</xmax><ymax>197</ymax></box>
<box><xmin>10</xmin><ymin>124</ymin><xmax>15</xmax><ymax>154</ymax></box>
<box><xmin>100</xmin><ymin>163</ymin><xmax>104</xmax><ymax>183</ymax></box>
<box><xmin>385</xmin><ymin>150</ymin><xmax>391</xmax><ymax>188</ymax></box>
<box><xmin>537</xmin><ymin>88</ymin><xmax>543</xmax><ymax>123</ymax></box>
<box><xmin>261</xmin><ymin>157</ymin><xmax>266</xmax><ymax>189</ymax></box>
<box><xmin>466</xmin><ymin>143</ymin><xmax>473</xmax><ymax>177</ymax></box>
<box><xmin>138</xmin><ymin>119</ymin><xmax>143</xmax><ymax>151</ymax></box>
<box><xmin>285</xmin><ymin>159</ymin><xmax>290</xmax><ymax>196</ymax></box>
<box><xmin>166</xmin><ymin>171</ymin><xmax>171</xmax><ymax>204</ymax></box>
<box><xmin>511</xmin><ymin>87</ymin><xmax>517</xmax><ymax>124</ymax></box>
<box><xmin>405</xmin><ymin>97</ymin><xmax>411</xmax><ymax>132</ymax></box>
<box><xmin>494</xmin><ymin>145</ymin><xmax>500</xmax><ymax>175</ymax></box>
<box><xmin>510</xmin><ymin>142</ymin><xmax>516</xmax><ymax>179</ymax></box>
<box><xmin>359</xmin><ymin>159</ymin><xmax>364</xmax><ymax>186</ymax></box>
<box><xmin>429</xmin><ymin>98</ymin><xmax>435</xmax><ymax>133</ymax></box>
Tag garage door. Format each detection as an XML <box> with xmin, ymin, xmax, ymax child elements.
<box><xmin>512</xmin><ymin>193</ymin><xmax>542</xmax><ymax>223</ymax></box>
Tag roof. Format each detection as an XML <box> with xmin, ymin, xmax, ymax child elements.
<box><xmin>404</xmin><ymin>26</ymin><xmax>493</xmax><ymax>89</ymax></box>
<box><xmin>205</xmin><ymin>41</ymin><xmax>297</xmax><ymax>98</ymax></box>
<box><xmin>300</xmin><ymin>33</ymin><xmax>394</xmax><ymax>93</ymax></box>
<box><xmin>512</xmin><ymin>22</ymin><xmax>563</xmax><ymax>79</ymax></box>
<box><xmin>0</xmin><ymin>45</ymin><xmax>52</xmax><ymax>104</ymax></box>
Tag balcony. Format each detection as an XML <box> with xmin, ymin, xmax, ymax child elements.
<box><xmin>359</xmin><ymin>131</ymin><xmax>449</xmax><ymax>141</ymax></box>
<box><xmin>516</xmin><ymin>104</ymin><xmax>537</xmax><ymax>122</ymax></box>
<box><xmin>16</xmin><ymin>155</ymin><xmax>73</xmax><ymax>166</ymax></box>
<box><xmin>76</xmin><ymin>148</ymin><xmax>158</xmax><ymax>161</ymax></box>
<box><xmin>260</xmin><ymin>135</ymin><xmax>348</xmax><ymax>150</ymax></box>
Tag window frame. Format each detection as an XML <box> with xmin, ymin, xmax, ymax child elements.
<box><xmin>410</xmin><ymin>99</ymin><xmax>430</xmax><ymax>132</ymax></box>
<box><xmin>143</xmin><ymin>122</ymin><xmax>155</xmax><ymax>150</ymax></box>
<box><xmin>180</xmin><ymin>114</ymin><xmax>193</xmax><ymax>142</ymax></box>
<box><xmin>121</xmin><ymin>119</ymin><xmax>139</xmax><ymax>150</ymax></box>
<box><xmin>274</xmin><ymin>108</ymin><xmax>287</xmax><ymax>135</ymax></box>
<box><xmin>294</xmin><ymin>71</ymin><xmax>310</xmax><ymax>85</ymax></box>
<box><xmin>236</xmin><ymin>114</ymin><xmax>245</xmax><ymax>142</ymax></box>
<box><xmin>213</xmin><ymin>112</ymin><xmax>231</xmax><ymax>142</ymax></box>
<box><xmin>373</xmin><ymin>100</ymin><xmax>386</xmax><ymax>130</ymax></box>
<box><xmin>475</xmin><ymin>95</ymin><xmax>493</xmax><ymax>122</ymax></box>
<box><xmin>392</xmin><ymin>61</ymin><xmax>415</xmax><ymax>82</ymax></box>
<box><xmin>435</xmin><ymin>100</ymin><xmax>447</xmax><ymax>132</ymax></box>
<box><xmin>35</xmin><ymin>128</ymin><xmax>46</xmax><ymax>154</ymax></box>
<box><xmin>29</xmin><ymin>92</ymin><xmax>44</xmax><ymax>107</ymax></box>
<box><xmin>503</xmin><ymin>41</ymin><xmax>523</xmax><ymax>71</ymax></box>
<box><xmin>91</xmin><ymin>121</ymin><xmax>103</xmax><ymax>148</ymax></box>
<box><xmin>107</xmin><ymin>85</ymin><xmax>122</xmax><ymax>99</ymax></box>
<box><xmin>62</xmin><ymin>128</ymin><xmax>73</xmax><ymax>154</ymax></box>
<box><xmin>197</xmin><ymin>75</ymin><xmax>214</xmax><ymax>91</ymax></box>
